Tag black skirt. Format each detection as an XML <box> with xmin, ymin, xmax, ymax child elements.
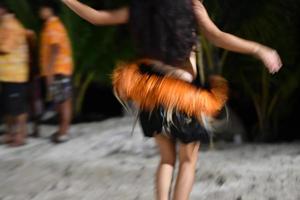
<box><xmin>139</xmin><ymin>107</ymin><xmax>209</xmax><ymax>143</ymax></box>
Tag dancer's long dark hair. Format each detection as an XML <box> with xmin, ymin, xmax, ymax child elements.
<box><xmin>130</xmin><ymin>0</ymin><xmax>198</xmax><ymax>65</ymax></box>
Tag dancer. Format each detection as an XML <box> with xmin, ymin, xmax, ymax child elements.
<box><xmin>62</xmin><ymin>0</ymin><xmax>282</xmax><ymax>199</ymax></box>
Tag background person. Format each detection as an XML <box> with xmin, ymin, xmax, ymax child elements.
<box><xmin>0</xmin><ymin>2</ymin><xmax>33</xmax><ymax>147</ymax></box>
<box><xmin>39</xmin><ymin>1</ymin><xmax>74</xmax><ymax>143</ymax></box>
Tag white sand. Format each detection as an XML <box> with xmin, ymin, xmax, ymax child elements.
<box><xmin>0</xmin><ymin>117</ymin><xmax>299</xmax><ymax>200</ymax></box>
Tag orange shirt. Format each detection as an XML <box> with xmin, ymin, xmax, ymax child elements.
<box><xmin>40</xmin><ymin>17</ymin><xmax>73</xmax><ymax>76</ymax></box>
<box><xmin>0</xmin><ymin>14</ymin><xmax>29</xmax><ymax>83</ymax></box>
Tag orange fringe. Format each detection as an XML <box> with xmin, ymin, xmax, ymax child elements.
<box><xmin>112</xmin><ymin>60</ymin><xmax>229</xmax><ymax>118</ymax></box>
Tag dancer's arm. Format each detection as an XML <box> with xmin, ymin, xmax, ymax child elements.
<box><xmin>62</xmin><ymin>0</ymin><xmax>129</xmax><ymax>25</ymax></box>
<box><xmin>192</xmin><ymin>0</ymin><xmax>282</xmax><ymax>73</ymax></box>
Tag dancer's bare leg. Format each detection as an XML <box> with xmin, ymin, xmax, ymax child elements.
<box><xmin>154</xmin><ymin>134</ymin><xmax>176</xmax><ymax>200</ymax></box>
<box><xmin>173</xmin><ymin>142</ymin><xmax>200</xmax><ymax>200</ymax></box>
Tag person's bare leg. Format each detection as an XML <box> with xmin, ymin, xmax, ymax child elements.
<box><xmin>10</xmin><ymin>113</ymin><xmax>27</xmax><ymax>147</ymax></box>
<box><xmin>57</xmin><ymin>99</ymin><xmax>72</xmax><ymax>136</ymax></box>
<box><xmin>2</xmin><ymin>116</ymin><xmax>14</xmax><ymax>143</ymax></box>
<box><xmin>173</xmin><ymin>142</ymin><xmax>200</xmax><ymax>200</ymax></box>
<box><xmin>30</xmin><ymin>100</ymin><xmax>42</xmax><ymax>137</ymax></box>
<box><xmin>154</xmin><ymin>134</ymin><xmax>176</xmax><ymax>200</ymax></box>
<box><xmin>31</xmin><ymin>116</ymin><xmax>40</xmax><ymax>137</ymax></box>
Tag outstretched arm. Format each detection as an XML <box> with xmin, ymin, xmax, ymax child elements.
<box><xmin>62</xmin><ymin>0</ymin><xmax>129</xmax><ymax>25</ymax></box>
<box><xmin>192</xmin><ymin>0</ymin><xmax>282</xmax><ymax>74</ymax></box>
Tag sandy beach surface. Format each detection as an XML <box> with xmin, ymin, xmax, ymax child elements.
<box><xmin>0</xmin><ymin>117</ymin><xmax>299</xmax><ymax>200</ymax></box>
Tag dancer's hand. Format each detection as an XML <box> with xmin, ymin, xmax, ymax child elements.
<box><xmin>167</xmin><ymin>69</ymin><xmax>194</xmax><ymax>83</ymax></box>
<box><xmin>254</xmin><ymin>45</ymin><xmax>283</xmax><ymax>74</ymax></box>
<box><xmin>150</xmin><ymin>60</ymin><xmax>194</xmax><ymax>82</ymax></box>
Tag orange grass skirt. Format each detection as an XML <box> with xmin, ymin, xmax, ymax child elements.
<box><xmin>112</xmin><ymin>60</ymin><xmax>229</xmax><ymax>118</ymax></box>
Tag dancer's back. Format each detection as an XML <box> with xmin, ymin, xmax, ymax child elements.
<box><xmin>129</xmin><ymin>0</ymin><xmax>198</xmax><ymax>67</ymax></box>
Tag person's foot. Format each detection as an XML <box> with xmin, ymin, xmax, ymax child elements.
<box><xmin>9</xmin><ymin>133</ymin><xmax>27</xmax><ymax>147</ymax></box>
<box><xmin>50</xmin><ymin>132</ymin><xmax>70</xmax><ymax>144</ymax></box>
<box><xmin>0</xmin><ymin>134</ymin><xmax>14</xmax><ymax>145</ymax></box>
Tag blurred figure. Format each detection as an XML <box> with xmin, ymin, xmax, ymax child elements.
<box><xmin>39</xmin><ymin>1</ymin><xmax>74</xmax><ymax>143</ymax></box>
<box><xmin>0</xmin><ymin>3</ymin><xmax>31</xmax><ymax>147</ymax></box>
<box><xmin>63</xmin><ymin>0</ymin><xmax>282</xmax><ymax>199</ymax></box>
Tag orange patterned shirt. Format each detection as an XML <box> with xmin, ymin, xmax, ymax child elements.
<box><xmin>40</xmin><ymin>17</ymin><xmax>73</xmax><ymax>76</ymax></box>
<box><xmin>0</xmin><ymin>14</ymin><xmax>29</xmax><ymax>83</ymax></box>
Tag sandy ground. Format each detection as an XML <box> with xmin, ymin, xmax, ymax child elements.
<box><xmin>0</xmin><ymin>117</ymin><xmax>299</xmax><ymax>200</ymax></box>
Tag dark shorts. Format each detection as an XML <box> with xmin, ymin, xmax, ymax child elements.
<box><xmin>139</xmin><ymin>108</ymin><xmax>209</xmax><ymax>144</ymax></box>
<box><xmin>0</xmin><ymin>82</ymin><xmax>28</xmax><ymax>116</ymax></box>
